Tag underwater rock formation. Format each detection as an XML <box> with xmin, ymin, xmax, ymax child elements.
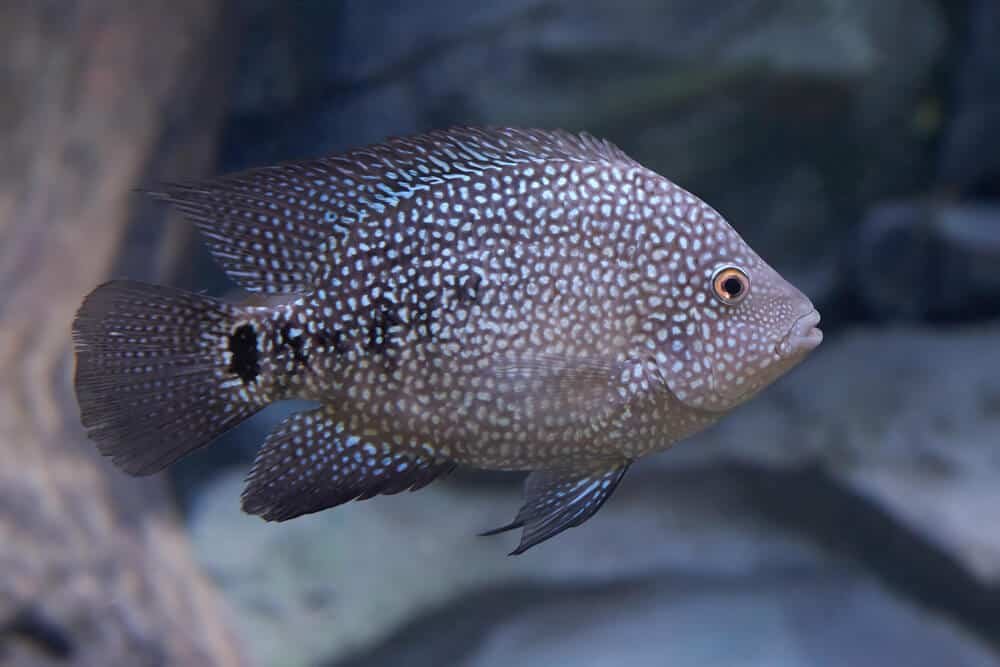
<box><xmin>0</xmin><ymin>3</ymin><xmax>241</xmax><ymax>665</ymax></box>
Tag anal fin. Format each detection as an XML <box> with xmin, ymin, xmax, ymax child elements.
<box><xmin>482</xmin><ymin>462</ymin><xmax>631</xmax><ymax>555</ymax></box>
<box><xmin>242</xmin><ymin>407</ymin><xmax>455</xmax><ymax>521</ymax></box>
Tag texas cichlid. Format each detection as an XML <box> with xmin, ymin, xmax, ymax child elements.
<box><xmin>73</xmin><ymin>127</ymin><xmax>822</xmax><ymax>554</ymax></box>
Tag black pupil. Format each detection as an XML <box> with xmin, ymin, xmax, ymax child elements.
<box><xmin>723</xmin><ymin>276</ymin><xmax>743</xmax><ymax>297</ymax></box>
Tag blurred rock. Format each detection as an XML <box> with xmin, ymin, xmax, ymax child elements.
<box><xmin>460</xmin><ymin>573</ymin><xmax>999</xmax><ymax>667</ymax></box>
<box><xmin>221</xmin><ymin>80</ymin><xmax>423</xmax><ymax>169</ymax></box>
<box><xmin>0</xmin><ymin>2</ymin><xmax>245</xmax><ymax>665</ymax></box>
<box><xmin>937</xmin><ymin>0</ymin><xmax>1000</xmax><ymax>195</ymax></box>
<box><xmin>189</xmin><ymin>466</ymin><xmax>829</xmax><ymax>667</ymax></box>
<box><xmin>853</xmin><ymin>202</ymin><xmax>1000</xmax><ymax>321</ymax></box>
<box><xmin>229</xmin><ymin>1</ymin><xmax>300</xmax><ymax>115</ymax></box>
<box><xmin>323</xmin><ymin>0</ymin><xmax>549</xmax><ymax>85</ymax></box>
<box><xmin>656</xmin><ymin>322</ymin><xmax>1000</xmax><ymax>584</ymax></box>
<box><xmin>227</xmin><ymin>0</ymin><xmax>342</xmax><ymax>116</ymax></box>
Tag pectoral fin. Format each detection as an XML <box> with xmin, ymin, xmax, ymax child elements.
<box><xmin>482</xmin><ymin>462</ymin><xmax>631</xmax><ymax>555</ymax></box>
<box><xmin>490</xmin><ymin>354</ymin><xmax>659</xmax><ymax>431</ymax></box>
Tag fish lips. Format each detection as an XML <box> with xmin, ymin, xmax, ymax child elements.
<box><xmin>777</xmin><ymin>310</ymin><xmax>823</xmax><ymax>357</ymax></box>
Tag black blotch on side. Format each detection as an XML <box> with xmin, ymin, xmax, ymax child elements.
<box><xmin>279</xmin><ymin>324</ymin><xmax>309</xmax><ymax>366</ymax></box>
<box><xmin>365</xmin><ymin>300</ymin><xmax>402</xmax><ymax>355</ymax></box>
<box><xmin>228</xmin><ymin>323</ymin><xmax>260</xmax><ymax>383</ymax></box>
<box><xmin>411</xmin><ymin>293</ymin><xmax>441</xmax><ymax>341</ymax></box>
<box><xmin>315</xmin><ymin>329</ymin><xmax>348</xmax><ymax>355</ymax></box>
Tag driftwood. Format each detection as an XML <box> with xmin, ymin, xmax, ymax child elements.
<box><xmin>0</xmin><ymin>2</ymin><xmax>244</xmax><ymax>665</ymax></box>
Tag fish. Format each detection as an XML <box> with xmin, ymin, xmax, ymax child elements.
<box><xmin>72</xmin><ymin>127</ymin><xmax>822</xmax><ymax>554</ymax></box>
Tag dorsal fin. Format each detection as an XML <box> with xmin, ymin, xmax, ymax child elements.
<box><xmin>150</xmin><ymin>127</ymin><xmax>641</xmax><ymax>294</ymax></box>
<box><xmin>343</xmin><ymin>127</ymin><xmax>640</xmax><ymax>182</ymax></box>
<box><xmin>149</xmin><ymin>162</ymin><xmax>348</xmax><ymax>295</ymax></box>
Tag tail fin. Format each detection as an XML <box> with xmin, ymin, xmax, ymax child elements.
<box><xmin>72</xmin><ymin>280</ymin><xmax>265</xmax><ymax>475</ymax></box>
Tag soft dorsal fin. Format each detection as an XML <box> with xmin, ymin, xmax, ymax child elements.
<box><xmin>149</xmin><ymin>163</ymin><xmax>348</xmax><ymax>295</ymax></box>
<box><xmin>150</xmin><ymin>127</ymin><xmax>640</xmax><ymax>294</ymax></box>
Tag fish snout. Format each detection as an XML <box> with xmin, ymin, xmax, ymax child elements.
<box><xmin>778</xmin><ymin>310</ymin><xmax>823</xmax><ymax>356</ymax></box>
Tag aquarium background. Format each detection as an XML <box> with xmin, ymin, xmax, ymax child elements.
<box><xmin>2</xmin><ymin>1</ymin><xmax>1000</xmax><ymax>665</ymax></box>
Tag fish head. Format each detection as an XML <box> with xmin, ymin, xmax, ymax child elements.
<box><xmin>653</xmin><ymin>195</ymin><xmax>822</xmax><ymax>413</ymax></box>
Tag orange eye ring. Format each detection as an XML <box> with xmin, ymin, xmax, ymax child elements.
<box><xmin>712</xmin><ymin>266</ymin><xmax>750</xmax><ymax>305</ymax></box>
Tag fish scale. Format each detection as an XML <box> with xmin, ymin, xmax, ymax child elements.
<box><xmin>73</xmin><ymin>127</ymin><xmax>822</xmax><ymax>554</ymax></box>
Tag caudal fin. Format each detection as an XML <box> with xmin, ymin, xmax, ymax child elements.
<box><xmin>72</xmin><ymin>280</ymin><xmax>265</xmax><ymax>475</ymax></box>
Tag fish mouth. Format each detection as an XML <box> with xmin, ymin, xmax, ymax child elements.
<box><xmin>778</xmin><ymin>310</ymin><xmax>823</xmax><ymax>355</ymax></box>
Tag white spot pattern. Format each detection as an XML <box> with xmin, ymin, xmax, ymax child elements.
<box><xmin>168</xmin><ymin>127</ymin><xmax>819</xmax><ymax>468</ymax></box>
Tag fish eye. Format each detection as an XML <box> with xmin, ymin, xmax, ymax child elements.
<box><xmin>712</xmin><ymin>266</ymin><xmax>750</xmax><ymax>305</ymax></box>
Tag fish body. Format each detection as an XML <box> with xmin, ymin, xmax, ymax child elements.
<box><xmin>73</xmin><ymin>128</ymin><xmax>821</xmax><ymax>553</ymax></box>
